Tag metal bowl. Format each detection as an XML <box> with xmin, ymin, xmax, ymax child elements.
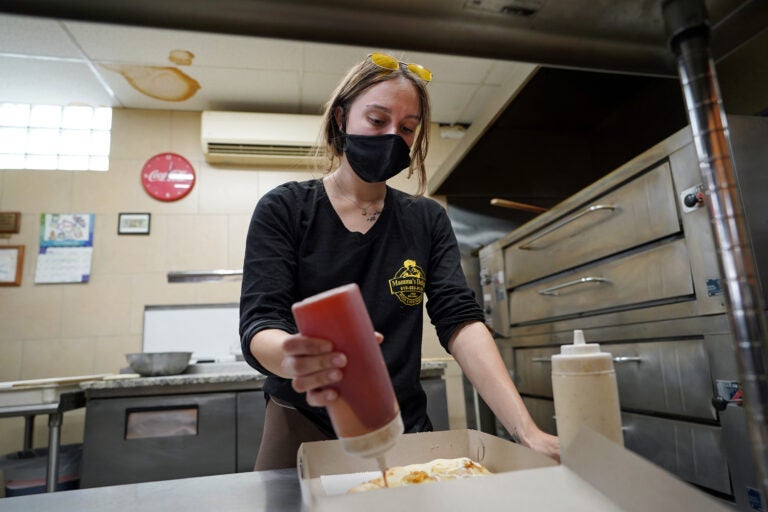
<box><xmin>125</xmin><ymin>352</ymin><xmax>192</xmax><ymax>377</ymax></box>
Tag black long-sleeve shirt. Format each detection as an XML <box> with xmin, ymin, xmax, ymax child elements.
<box><xmin>239</xmin><ymin>179</ymin><xmax>483</xmax><ymax>437</ymax></box>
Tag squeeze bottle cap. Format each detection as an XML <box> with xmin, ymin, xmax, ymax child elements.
<box><xmin>560</xmin><ymin>329</ymin><xmax>601</xmax><ymax>355</ymax></box>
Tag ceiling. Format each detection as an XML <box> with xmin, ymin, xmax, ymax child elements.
<box><xmin>2</xmin><ymin>0</ymin><xmax>767</xmax><ymax>221</ymax></box>
<box><xmin>0</xmin><ymin>12</ymin><xmax>532</xmax><ymax>126</ymax></box>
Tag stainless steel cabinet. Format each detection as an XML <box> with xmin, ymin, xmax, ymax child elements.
<box><xmin>81</xmin><ymin>372</ymin><xmax>447</xmax><ymax>487</ymax></box>
<box><xmin>81</xmin><ymin>388</ymin><xmax>268</xmax><ymax>488</ymax></box>
<box><xmin>81</xmin><ymin>392</ymin><xmax>239</xmax><ymax>487</ymax></box>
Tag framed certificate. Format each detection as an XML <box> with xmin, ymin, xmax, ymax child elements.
<box><xmin>118</xmin><ymin>213</ymin><xmax>151</xmax><ymax>235</ymax></box>
<box><xmin>0</xmin><ymin>245</ymin><xmax>24</xmax><ymax>286</ymax></box>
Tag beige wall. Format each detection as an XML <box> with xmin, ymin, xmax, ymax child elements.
<box><xmin>0</xmin><ymin>109</ymin><xmax>465</xmax><ymax>455</ymax></box>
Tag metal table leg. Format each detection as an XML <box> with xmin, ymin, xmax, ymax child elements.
<box><xmin>23</xmin><ymin>415</ymin><xmax>35</xmax><ymax>452</ymax></box>
<box><xmin>46</xmin><ymin>412</ymin><xmax>62</xmax><ymax>493</ymax></box>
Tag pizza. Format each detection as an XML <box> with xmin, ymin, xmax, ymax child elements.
<box><xmin>348</xmin><ymin>457</ymin><xmax>492</xmax><ymax>493</ymax></box>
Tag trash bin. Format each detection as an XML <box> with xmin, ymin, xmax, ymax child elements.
<box><xmin>0</xmin><ymin>444</ymin><xmax>82</xmax><ymax>497</ymax></box>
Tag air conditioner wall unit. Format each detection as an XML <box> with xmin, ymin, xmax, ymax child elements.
<box><xmin>201</xmin><ymin>111</ymin><xmax>324</xmax><ymax>168</ymax></box>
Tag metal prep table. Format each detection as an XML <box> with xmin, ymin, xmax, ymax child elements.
<box><xmin>0</xmin><ymin>468</ymin><xmax>301</xmax><ymax>512</ymax></box>
<box><xmin>0</xmin><ymin>382</ymin><xmax>88</xmax><ymax>493</ymax></box>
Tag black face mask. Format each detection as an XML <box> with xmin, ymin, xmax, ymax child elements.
<box><xmin>341</xmin><ymin>133</ymin><xmax>412</xmax><ymax>183</ymax></box>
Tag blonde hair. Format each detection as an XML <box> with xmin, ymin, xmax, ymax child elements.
<box><xmin>317</xmin><ymin>55</ymin><xmax>431</xmax><ymax>196</ymax></box>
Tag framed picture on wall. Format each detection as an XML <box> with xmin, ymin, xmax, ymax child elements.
<box><xmin>0</xmin><ymin>245</ymin><xmax>24</xmax><ymax>286</ymax></box>
<box><xmin>118</xmin><ymin>213</ymin><xmax>151</xmax><ymax>235</ymax></box>
<box><xmin>0</xmin><ymin>212</ymin><xmax>21</xmax><ymax>234</ymax></box>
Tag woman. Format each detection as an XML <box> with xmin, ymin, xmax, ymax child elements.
<box><xmin>240</xmin><ymin>53</ymin><xmax>559</xmax><ymax>469</ymax></box>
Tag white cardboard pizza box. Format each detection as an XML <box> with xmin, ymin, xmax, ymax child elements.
<box><xmin>298</xmin><ymin>428</ymin><xmax>732</xmax><ymax>511</ymax></box>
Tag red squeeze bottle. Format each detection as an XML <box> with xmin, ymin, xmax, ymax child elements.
<box><xmin>291</xmin><ymin>283</ymin><xmax>403</xmax><ymax>459</ymax></box>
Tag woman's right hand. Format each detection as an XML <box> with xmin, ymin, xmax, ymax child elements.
<box><xmin>281</xmin><ymin>333</ymin><xmax>348</xmax><ymax>407</ymax></box>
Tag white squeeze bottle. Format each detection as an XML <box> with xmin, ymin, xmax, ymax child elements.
<box><xmin>551</xmin><ymin>330</ymin><xmax>623</xmax><ymax>455</ymax></box>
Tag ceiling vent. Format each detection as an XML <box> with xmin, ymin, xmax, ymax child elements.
<box><xmin>201</xmin><ymin>111</ymin><xmax>324</xmax><ymax>168</ymax></box>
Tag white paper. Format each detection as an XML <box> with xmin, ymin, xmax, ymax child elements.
<box><xmin>0</xmin><ymin>248</ymin><xmax>18</xmax><ymax>282</ymax></box>
<box><xmin>35</xmin><ymin>246</ymin><xmax>93</xmax><ymax>283</ymax></box>
<box><xmin>35</xmin><ymin>213</ymin><xmax>95</xmax><ymax>284</ymax></box>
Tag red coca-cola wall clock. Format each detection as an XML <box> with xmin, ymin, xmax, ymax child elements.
<box><xmin>141</xmin><ymin>152</ymin><xmax>196</xmax><ymax>202</ymax></box>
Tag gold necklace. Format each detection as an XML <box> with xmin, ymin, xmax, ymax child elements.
<box><xmin>332</xmin><ymin>174</ymin><xmax>384</xmax><ymax>222</ymax></box>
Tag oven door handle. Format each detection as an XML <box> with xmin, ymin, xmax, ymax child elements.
<box><xmin>519</xmin><ymin>204</ymin><xmax>617</xmax><ymax>250</ymax></box>
<box><xmin>613</xmin><ymin>356</ymin><xmax>642</xmax><ymax>363</ymax></box>
<box><xmin>538</xmin><ymin>276</ymin><xmax>611</xmax><ymax>296</ymax></box>
<box><xmin>531</xmin><ymin>356</ymin><xmax>642</xmax><ymax>363</ymax></box>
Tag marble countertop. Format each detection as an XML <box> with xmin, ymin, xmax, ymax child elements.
<box><xmin>421</xmin><ymin>359</ymin><xmax>448</xmax><ymax>371</ymax></box>
<box><xmin>79</xmin><ymin>360</ymin><xmax>447</xmax><ymax>396</ymax></box>
<box><xmin>80</xmin><ymin>371</ymin><xmax>266</xmax><ymax>391</ymax></box>
<box><xmin>419</xmin><ymin>359</ymin><xmax>448</xmax><ymax>378</ymax></box>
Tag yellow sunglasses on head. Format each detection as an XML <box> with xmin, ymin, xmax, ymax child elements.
<box><xmin>369</xmin><ymin>53</ymin><xmax>433</xmax><ymax>82</ymax></box>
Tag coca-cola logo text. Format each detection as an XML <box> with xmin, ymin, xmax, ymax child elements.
<box><xmin>145</xmin><ymin>169</ymin><xmax>193</xmax><ymax>182</ymax></box>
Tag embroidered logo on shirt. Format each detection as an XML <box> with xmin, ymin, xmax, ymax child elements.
<box><xmin>388</xmin><ymin>259</ymin><xmax>425</xmax><ymax>306</ymax></box>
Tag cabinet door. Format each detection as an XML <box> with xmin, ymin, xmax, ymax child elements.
<box><xmin>81</xmin><ymin>393</ymin><xmax>236</xmax><ymax>488</ymax></box>
<box><xmin>423</xmin><ymin>377</ymin><xmax>449</xmax><ymax>431</ymax></box>
<box><xmin>237</xmin><ymin>391</ymin><xmax>266</xmax><ymax>472</ymax></box>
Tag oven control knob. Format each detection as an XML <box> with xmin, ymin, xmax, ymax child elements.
<box><xmin>683</xmin><ymin>192</ymin><xmax>704</xmax><ymax>208</ymax></box>
<box><xmin>712</xmin><ymin>396</ymin><xmax>728</xmax><ymax>411</ymax></box>
<box><xmin>711</xmin><ymin>395</ymin><xmax>743</xmax><ymax>411</ymax></box>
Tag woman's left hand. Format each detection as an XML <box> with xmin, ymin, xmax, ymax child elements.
<box><xmin>519</xmin><ymin>428</ymin><xmax>560</xmax><ymax>463</ymax></box>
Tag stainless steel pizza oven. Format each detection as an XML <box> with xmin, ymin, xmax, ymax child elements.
<box><xmin>479</xmin><ymin>115</ymin><xmax>768</xmax><ymax>510</ymax></box>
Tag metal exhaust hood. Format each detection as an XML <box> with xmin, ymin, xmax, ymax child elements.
<box><xmin>1</xmin><ymin>0</ymin><xmax>764</xmax><ymax>77</ymax></box>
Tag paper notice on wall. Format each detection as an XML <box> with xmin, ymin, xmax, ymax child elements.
<box><xmin>35</xmin><ymin>213</ymin><xmax>95</xmax><ymax>284</ymax></box>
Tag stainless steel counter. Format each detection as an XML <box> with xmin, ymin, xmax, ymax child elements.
<box><xmin>0</xmin><ymin>468</ymin><xmax>301</xmax><ymax>512</ymax></box>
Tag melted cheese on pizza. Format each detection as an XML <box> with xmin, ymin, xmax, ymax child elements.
<box><xmin>348</xmin><ymin>457</ymin><xmax>492</xmax><ymax>493</ymax></box>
